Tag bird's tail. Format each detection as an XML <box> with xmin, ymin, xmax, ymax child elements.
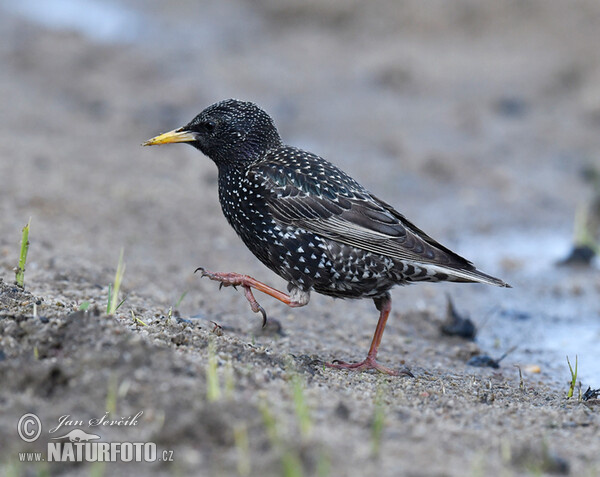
<box><xmin>424</xmin><ymin>264</ymin><xmax>511</xmax><ymax>288</ymax></box>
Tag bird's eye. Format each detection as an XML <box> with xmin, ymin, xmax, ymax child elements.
<box><xmin>203</xmin><ymin>121</ymin><xmax>216</xmax><ymax>133</ymax></box>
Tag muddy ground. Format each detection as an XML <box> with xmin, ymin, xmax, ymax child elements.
<box><xmin>1</xmin><ymin>1</ymin><xmax>599</xmax><ymax>475</ymax></box>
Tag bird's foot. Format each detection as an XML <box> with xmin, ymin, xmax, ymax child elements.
<box><xmin>325</xmin><ymin>355</ymin><xmax>414</xmax><ymax>377</ymax></box>
<box><xmin>195</xmin><ymin>267</ymin><xmax>247</xmax><ymax>288</ymax></box>
<box><xmin>195</xmin><ymin>267</ymin><xmax>267</xmax><ymax>327</ymax></box>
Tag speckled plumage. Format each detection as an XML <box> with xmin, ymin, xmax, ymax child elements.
<box><xmin>144</xmin><ymin>99</ymin><xmax>509</xmax><ymax>375</ymax></box>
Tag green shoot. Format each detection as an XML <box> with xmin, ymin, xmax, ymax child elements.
<box><xmin>79</xmin><ymin>301</ymin><xmax>91</xmax><ymax>311</ymax></box>
<box><xmin>37</xmin><ymin>462</ymin><xmax>50</xmax><ymax>477</ymax></box>
<box><xmin>281</xmin><ymin>452</ymin><xmax>303</xmax><ymax>477</ymax></box>
<box><xmin>106</xmin><ymin>286</ymin><xmax>127</xmax><ymax>315</ymax></box>
<box><xmin>106</xmin><ymin>374</ymin><xmax>118</xmax><ymax>414</ymax></box>
<box><xmin>500</xmin><ymin>438</ymin><xmax>512</xmax><ymax>466</ymax></box>
<box><xmin>206</xmin><ymin>339</ymin><xmax>221</xmax><ymax>402</ymax></box>
<box><xmin>224</xmin><ymin>360</ymin><xmax>235</xmax><ymax>399</ymax></box>
<box><xmin>290</xmin><ymin>373</ymin><xmax>312</xmax><ymax>438</ymax></box>
<box><xmin>317</xmin><ymin>450</ymin><xmax>331</xmax><ymax>477</ymax></box>
<box><xmin>166</xmin><ymin>291</ymin><xmax>187</xmax><ymax>323</ymax></box>
<box><xmin>176</xmin><ymin>291</ymin><xmax>188</xmax><ymax>307</ymax></box>
<box><xmin>15</xmin><ymin>218</ymin><xmax>31</xmax><ymax>288</ymax></box>
<box><xmin>259</xmin><ymin>398</ymin><xmax>303</xmax><ymax>477</ymax></box>
<box><xmin>4</xmin><ymin>460</ymin><xmax>22</xmax><ymax>477</ymax></box>
<box><xmin>567</xmin><ymin>355</ymin><xmax>578</xmax><ymax>399</ymax></box>
<box><xmin>371</xmin><ymin>381</ymin><xmax>387</xmax><ymax>458</ymax></box>
<box><xmin>233</xmin><ymin>423</ymin><xmax>251</xmax><ymax>477</ymax></box>
<box><xmin>89</xmin><ymin>462</ymin><xmax>106</xmax><ymax>477</ymax></box>
<box><xmin>107</xmin><ymin>249</ymin><xmax>126</xmax><ymax>315</ymax></box>
<box><xmin>259</xmin><ymin>398</ymin><xmax>278</xmax><ymax>445</ymax></box>
<box><xmin>33</xmin><ymin>346</ymin><xmax>39</xmax><ymax>360</ymax></box>
<box><xmin>574</xmin><ymin>204</ymin><xmax>599</xmax><ymax>253</ymax></box>
<box><xmin>131</xmin><ymin>310</ymin><xmax>147</xmax><ymax>327</ymax></box>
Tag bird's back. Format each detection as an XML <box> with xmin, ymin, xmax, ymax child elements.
<box><xmin>215</xmin><ymin>145</ymin><xmax>508</xmax><ymax>297</ymax></box>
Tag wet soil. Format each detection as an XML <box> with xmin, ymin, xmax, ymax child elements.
<box><xmin>1</xmin><ymin>1</ymin><xmax>599</xmax><ymax>475</ymax></box>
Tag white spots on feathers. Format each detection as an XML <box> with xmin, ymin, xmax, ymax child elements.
<box><xmin>215</xmin><ymin>143</ymin><xmax>473</xmax><ymax>300</ymax></box>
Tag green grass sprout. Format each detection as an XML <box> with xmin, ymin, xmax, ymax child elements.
<box><xmin>574</xmin><ymin>204</ymin><xmax>599</xmax><ymax>252</ymax></box>
<box><xmin>371</xmin><ymin>380</ymin><xmax>387</xmax><ymax>458</ymax></box>
<box><xmin>259</xmin><ymin>398</ymin><xmax>278</xmax><ymax>444</ymax></box>
<box><xmin>107</xmin><ymin>249</ymin><xmax>126</xmax><ymax>315</ymax></box>
<box><xmin>281</xmin><ymin>452</ymin><xmax>303</xmax><ymax>477</ymax></box>
<box><xmin>317</xmin><ymin>449</ymin><xmax>331</xmax><ymax>477</ymax></box>
<box><xmin>131</xmin><ymin>310</ymin><xmax>148</xmax><ymax>327</ymax></box>
<box><xmin>206</xmin><ymin>339</ymin><xmax>221</xmax><ymax>402</ymax></box>
<box><xmin>258</xmin><ymin>397</ymin><xmax>303</xmax><ymax>477</ymax></box>
<box><xmin>106</xmin><ymin>374</ymin><xmax>118</xmax><ymax>414</ymax></box>
<box><xmin>89</xmin><ymin>462</ymin><xmax>106</xmax><ymax>477</ymax></box>
<box><xmin>15</xmin><ymin>218</ymin><xmax>31</xmax><ymax>288</ymax></box>
<box><xmin>166</xmin><ymin>291</ymin><xmax>188</xmax><ymax>323</ymax></box>
<box><xmin>233</xmin><ymin>423</ymin><xmax>251</xmax><ymax>477</ymax></box>
<box><xmin>79</xmin><ymin>301</ymin><xmax>91</xmax><ymax>311</ymax></box>
<box><xmin>224</xmin><ymin>360</ymin><xmax>235</xmax><ymax>399</ymax></box>
<box><xmin>106</xmin><ymin>283</ymin><xmax>111</xmax><ymax>313</ymax></box>
<box><xmin>176</xmin><ymin>291</ymin><xmax>188</xmax><ymax>307</ymax></box>
<box><xmin>290</xmin><ymin>373</ymin><xmax>312</xmax><ymax>438</ymax></box>
<box><xmin>4</xmin><ymin>460</ymin><xmax>22</xmax><ymax>477</ymax></box>
<box><xmin>566</xmin><ymin>355</ymin><xmax>578</xmax><ymax>399</ymax></box>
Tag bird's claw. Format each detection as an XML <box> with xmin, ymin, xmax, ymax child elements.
<box><xmin>258</xmin><ymin>304</ymin><xmax>267</xmax><ymax>328</ymax></box>
<box><xmin>196</xmin><ymin>267</ymin><xmax>240</xmax><ymax>289</ymax></box>
<box><xmin>326</xmin><ymin>357</ymin><xmax>413</xmax><ymax>377</ymax></box>
<box><xmin>242</xmin><ymin>285</ymin><xmax>268</xmax><ymax>327</ymax></box>
<box><xmin>195</xmin><ymin>267</ymin><xmax>268</xmax><ymax>327</ymax></box>
<box><xmin>194</xmin><ymin>266</ymin><xmax>206</xmax><ymax>276</ymax></box>
<box><xmin>215</xmin><ymin>282</ymin><xmax>237</xmax><ymax>291</ymax></box>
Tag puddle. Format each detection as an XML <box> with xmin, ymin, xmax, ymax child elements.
<box><xmin>462</xmin><ymin>229</ymin><xmax>600</xmax><ymax>385</ymax></box>
<box><xmin>1</xmin><ymin>0</ymin><xmax>143</xmax><ymax>43</ymax></box>
<box><xmin>458</xmin><ymin>228</ymin><xmax>597</xmax><ymax>275</ymax></box>
<box><xmin>1</xmin><ymin>0</ymin><xmax>261</xmax><ymax>54</ymax></box>
<box><xmin>478</xmin><ymin>307</ymin><xmax>600</xmax><ymax>386</ymax></box>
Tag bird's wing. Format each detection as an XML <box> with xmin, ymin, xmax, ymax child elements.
<box><xmin>248</xmin><ymin>154</ymin><xmax>476</xmax><ymax>272</ymax></box>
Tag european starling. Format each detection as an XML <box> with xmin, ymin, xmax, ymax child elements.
<box><xmin>143</xmin><ymin>99</ymin><xmax>509</xmax><ymax>375</ymax></box>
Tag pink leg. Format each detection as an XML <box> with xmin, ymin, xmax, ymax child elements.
<box><xmin>195</xmin><ymin>267</ymin><xmax>307</xmax><ymax>327</ymax></box>
<box><xmin>325</xmin><ymin>293</ymin><xmax>413</xmax><ymax>376</ymax></box>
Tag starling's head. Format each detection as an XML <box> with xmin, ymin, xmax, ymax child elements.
<box><xmin>143</xmin><ymin>99</ymin><xmax>282</xmax><ymax>166</ymax></box>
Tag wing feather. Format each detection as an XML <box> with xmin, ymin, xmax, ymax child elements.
<box><xmin>248</xmin><ymin>153</ymin><xmax>477</xmax><ymax>273</ymax></box>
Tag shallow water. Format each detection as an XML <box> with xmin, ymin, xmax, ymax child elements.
<box><xmin>465</xmin><ymin>229</ymin><xmax>600</xmax><ymax>385</ymax></box>
<box><xmin>1</xmin><ymin>0</ymin><xmax>143</xmax><ymax>43</ymax></box>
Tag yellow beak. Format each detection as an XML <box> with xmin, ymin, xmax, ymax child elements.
<box><xmin>142</xmin><ymin>128</ymin><xmax>197</xmax><ymax>146</ymax></box>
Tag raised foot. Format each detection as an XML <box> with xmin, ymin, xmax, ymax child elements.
<box><xmin>325</xmin><ymin>356</ymin><xmax>414</xmax><ymax>377</ymax></box>
<box><xmin>195</xmin><ymin>267</ymin><xmax>267</xmax><ymax>327</ymax></box>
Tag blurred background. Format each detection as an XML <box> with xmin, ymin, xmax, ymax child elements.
<box><xmin>0</xmin><ymin>0</ymin><xmax>599</xmax><ymax>382</ymax></box>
